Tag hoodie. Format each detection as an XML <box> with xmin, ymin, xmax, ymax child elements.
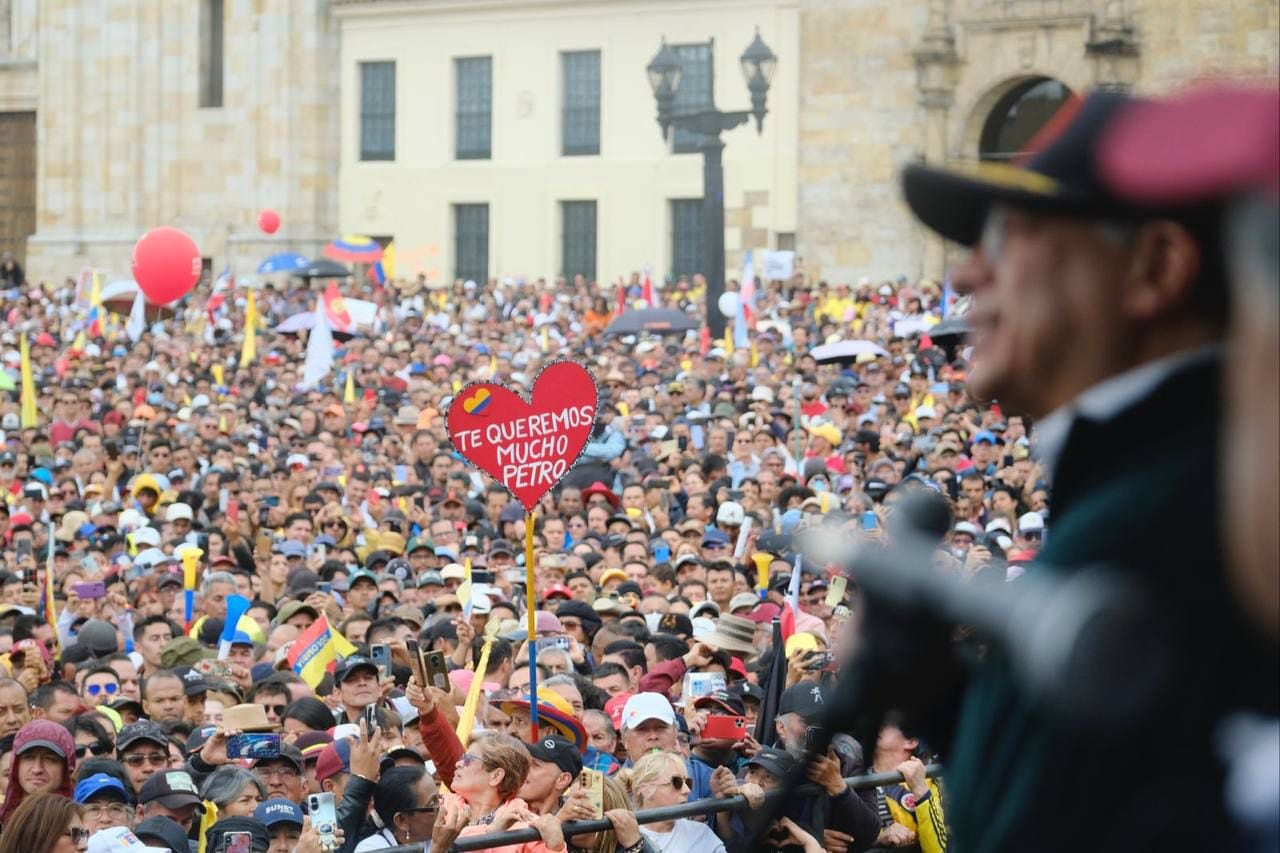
<box><xmin>0</xmin><ymin>719</ymin><xmax>76</xmax><ymax>824</ymax></box>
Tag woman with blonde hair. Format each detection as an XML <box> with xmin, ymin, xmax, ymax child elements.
<box><xmin>620</xmin><ymin>751</ymin><xmax>725</xmax><ymax>853</ymax></box>
<box><xmin>560</xmin><ymin>774</ymin><xmax>655</xmax><ymax>853</ymax></box>
<box><xmin>0</xmin><ymin>792</ymin><xmax>88</xmax><ymax>853</ymax></box>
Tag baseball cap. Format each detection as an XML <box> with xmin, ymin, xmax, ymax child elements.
<box><xmin>526</xmin><ymin>735</ymin><xmax>584</xmax><ymax>778</ymax></box>
<box><xmin>778</xmin><ymin>683</ymin><xmax>828</xmax><ymax>720</ymax></box>
<box><xmin>903</xmin><ymin>92</ymin><xmax>1170</xmax><ymax>247</ymax></box>
<box><xmin>132</xmin><ymin>817</ymin><xmax>190</xmax><ymax>853</ymax></box>
<box><xmin>138</xmin><ymin>770</ymin><xmax>203</xmax><ymax>809</ymax></box>
<box><xmin>117</xmin><ymin>719</ymin><xmax>169</xmax><ymax>751</ymax></box>
<box><xmin>693</xmin><ymin>690</ymin><xmax>746</xmax><ymax>716</ymax></box>
<box><xmin>701</xmin><ymin>529</ymin><xmax>731</xmax><ymax>547</ymax></box>
<box><xmin>254</xmin><ymin>798</ymin><xmax>304</xmax><ymax>829</ymax></box>
<box><xmin>334</xmin><ymin>656</ymin><xmax>378</xmax><ymax>685</ymax></box>
<box><xmin>314</xmin><ymin>738</ymin><xmax>354</xmax><ymax>784</ymax></box>
<box><xmin>620</xmin><ymin>693</ymin><xmax>676</xmax><ymax>731</ymax></box>
<box><xmin>74</xmin><ymin>772</ymin><xmax>130</xmax><ymax>804</ymax></box>
<box><xmin>204</xmin><ymin>817</ymin><xmax>270</xmax><ymax>853</ymax></box>
<box><xmin>715</xmin><ymin>501</ymin><xmax>745</xmax><ymax>526</ymax></box>
<box><xmin>745</xmin><ymin>745</ymin><xmax>798</xmax><ymax>780</ymax></box>
<box><xmin>86</xmin><ymin>827</ymin><xmax>167</xmax><ymax>853</ymax></box>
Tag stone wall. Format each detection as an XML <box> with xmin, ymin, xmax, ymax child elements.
<box><xmin>24</xmin><ymin>0</ymin><xmax>340</xmax><ymax>286</ymax></box>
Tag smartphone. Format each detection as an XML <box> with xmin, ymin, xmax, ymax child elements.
<box><xmin>804</xmin><ymin>651</ymin><xmax>835</xmax><ymax>672</ymax></box>
<box><xmin>223</xmin><ymin>832</ymin><xmax>252</xmax><ymax>853</ymax></box>
<box><xmin>307</xmin><ymin>793</ymin><xmax>338</xmax><ymax>849</ymax></box>
<box><xmin>654</xmin><ymin>542</ymin><xmax>671</xmax><ymax>564</ymax></box>
<box><xmin>315</xmin><ymin>544</ymin><xmax>327</xmax><ymax>563</ymax></box>
<box><xmin>861</xmin><ymin>511</ymin><xmax>878</xmax><ymax>531</ymax></box>
<box><xmin>423</xmin><ymin>650</ymin><xmax>449</xmax><ymax>690</ymax></box>
<box><xmin>371</xmin><ymin>644</ymin><xmax>392</xmax><ymax>680</ymax></box>
<box><xmin>218</xmin><ymin>488</ymin><xmax>229</xmax><ymax>514</ymax></box>
<box><xmin>824</xmin><ymin>576</ymin><xmax>848</xmax><ymax>607</ymax></box>
<box><xmin>578</xmin><ymin>769</ymin><xmax>604</xmax><ymax>819</ymax></box>
<box><xmin>226</xmin><ymin>733</ymin><xmax>280</xmax><ymax>760</ymax></box>
<box><xmin>263</xmin><ymin>495</ymin><xmax>279</xmax><ymax>507</ymax></box>
<box><xmin>256</xmin><ymin>505</ymin><xmax>268</xmax><ymax>526</ymax></box>
<box><xmin>682</xmin><ymin>672</ymin><xmax>726</xmax><ymax>703</ymax></box>
<box><xmin>535</xmin><ymin>636</ymin><xmax>571</xmax><ymax>653</ymax></box>
<box><xmin>406</xmin><ymin>639</ymin><xmax>427</xmax><ymax>687</ymax></box>
<box><xmin>702</xmin><ymin>714</ymin><xmax>749</xmax><ymax>741</ymax></box>
<box><xmin>804</xmin><ymin>725</ymin><xmax>823</xmax><ymax>751</ymax></box>
<box><xmin>677</xmin><ymin>435</ymin><xmax>689</xmax><ymax>452</ymax></box>
<box><xmin>73</xmin><ymin>581</ymin><xmax>106</xmax><ymax>600</ymax></box>
<box><xmin>363</xmin><ymin>704</ymin><xmax>378</xmax><ymax>735</ymax></box>
<box><xmin>15</xmin><ymin>539</ymin><xmax>31</xmax><ymax>562</ymax></box>
<box><xmin>226</xmin><ymin>499</ymin><xmax>239</xmax><ymax>526</ymax></box>
<box><xmin>318</xmin><ymin>581</ymin><xmax>332</xmax><ymax>594</ymax></box>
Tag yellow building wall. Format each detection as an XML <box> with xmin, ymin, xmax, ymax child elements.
<box><xmin>336</xmin><ymin>0</ymin><xmax>800</xmax><ymax>284</ymax></box>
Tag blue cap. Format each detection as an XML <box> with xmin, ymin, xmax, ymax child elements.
<box><xmin>701</xmin><ymin>529</ymin><xmax>731</xmax><ymax>546</ymax></box>
<box><xmin>972</xmin><ymin>430</ymin><xmax>998</xmax><ymax>445</ymax></box>
<box><xmin>231</xmin><ymin>630</ymin><xmax>254</xmax><ymax>646</ymax></box>
<box><xmin>74</xmin><ymin>772</ymin><xmax>129</xmax><ymax>804</ymax></box>
<box><xmin>279</xmin><ymin>540</ymin><xmax>307</xmax><ymax>558</ymax></box>
<box><xmin>30</xmin><ymin>467</ymin><xmax>53</xmax><ymax>486</ymax></box>
<box><xmin>314</xmin><ymin>534</ymin><xmax>338</xmax><ymax>547</ymax></box>
<box><xmin>434</xmin><ymin>546</ymin><xmax>458</xmax><ymax>560</ymax></box>
<box><xmin>254</xmin><ymin>797</ymin><xmax>304</xmax><ymax>828</ymax></box>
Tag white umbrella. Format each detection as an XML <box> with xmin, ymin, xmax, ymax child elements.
<box><xmin>810</xmin><ymin>340</ymin><xmax>889</xmax><ymax>364</ymax></box>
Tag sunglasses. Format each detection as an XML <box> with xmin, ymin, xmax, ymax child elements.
<box><xmin>669</xmin><ymin>776</ymin><xmax>693</xmax><ymax>791</ymax></box>
<box><xmin>65</xmin><ymin>828</ymin><xmax>90</xmax><ymax>845</ymax></box>
<box><xmin>75</xmin><ymin>742</ymin><xmax>112</xmax><ymax>758</ymax></box>
<box><xmin>261</xmin><ymin>703</ymin><xmax>287</xmax><ymax>717</ymax></box>
<box><xmin>123</xmin><ymin>752</ymin><xmax>169</xmax><ymax>768</ymax></box>
<box><xmin>86</xmin><ymin>683</ymin><xmax>118</xmax><ymax>697</ymax></box>
<box><xmin>400</xmin><ymin>797</ymin><xmax>441</xmax><ymax>815</ymax></box>
<box><xmin>458</xmin><ymin>753</ymin><xmax>491</xmax><ymax>769</ymax></box>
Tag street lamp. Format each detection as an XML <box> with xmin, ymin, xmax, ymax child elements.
<box><xmin>647</xmin><ymin>30</ymin><xmax>775</xmax><ymax>339</ymax></box>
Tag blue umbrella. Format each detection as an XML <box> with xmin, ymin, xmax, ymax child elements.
<box><xmin>257</xmin><ymin>253</ymin><xmax>310</xmax><ymax>274</ymax></box>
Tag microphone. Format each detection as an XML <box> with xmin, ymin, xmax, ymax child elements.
<box><xmin>800</xmin><ymin>491</ymin><xmax>1172</xmax><ymax>727</ymax></box>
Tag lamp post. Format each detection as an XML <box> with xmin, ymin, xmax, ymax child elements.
<box><xmin>648</xmin><ymin>30</ymin><xmax>776</xmax><ymax>339</ymax></box>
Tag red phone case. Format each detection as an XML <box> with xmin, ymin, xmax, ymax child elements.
<box><xmin>702</xmin><ymin>714</ymin><xmax>748</xmax><ymax>740</ymax></box>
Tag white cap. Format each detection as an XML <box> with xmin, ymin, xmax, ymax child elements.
<box><xmin>691</xmin><ymin>616</ymin><xmax>716</xmax><ymax>639</ymax></box>
<box><xmin>441</xmin><ymin>563</ymin><xmax>467</xmax><ymax>581</ymax></box>
<box><xmin>716</xmin><ymin>501</ymin><xmax>745</xmax><ymax>526</ymax></box>
<box><xmin>130</xmin><ymin>527</ymin><xmax>162</xmax><ymax>549</ymax></box>
<box><xmin>914</xmin><ymin>405</ymin><xmax>937</xmax><ymax>420</ymax></box>
<box><xmin>621</xmin><ymin>692</ymin><xmax>676</xmax><ymax>731</ymax></box>
<box><xmin>1018</xmin><ymin>511</ymin><xmax>1045</xmax><ymax>533</ymax></box>
<box><xmin>285</xmin><ymin>453</ymin><xmax>309</xmax><ymax>468</ymax></box>
<box><xmin>985</xmin><ymin>518</ymin><xmax>1012</xmax><ymax>535</ymax></box>
<box><xmin>471</xmin><ymin>594</ymin><xmax>491</xmax><ymax>615</ymax></box>
<box><xmin>118</xmin><ymin>508</ymin><xmax>148</xmax><ymax>532</ymax></box>
<box><xmin>164</xmin><ymin>502</ymin><xmax>193</xmax><ymax>522</ymax></box>
<box><xmin>133</xmin><ymin>547</ymin><xmax>167</xmax><ymax>569</ymax></box>
<box><xmin>750</xmin><ymin>386</ymin><xmax>775</xmax><ymax>403</ymax></box>
<box><xmin>690</xmin><ymin>600</ymin><xmax>722</xmax><ymax>620</ymax></box>
<box><xmin>88</xmin><ymin>826</ymin><xmax>167</xmax><ymax>853</ymax></box>
<box><xmin>953</xmin><ymin>521</ymin><xmax>980</xmax><ymax>537</ymax></box>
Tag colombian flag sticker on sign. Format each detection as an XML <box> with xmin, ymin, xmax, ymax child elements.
<box><xmin>463</xmin><ymin>387</ymin><xmax>492</xmax><ymax>415</ymax></box>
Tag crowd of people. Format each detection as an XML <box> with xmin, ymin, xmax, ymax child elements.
<box><xmin>0</xmin><ymin>83</ymin><xmax>1274</xmax><ymax>853</ymax></box>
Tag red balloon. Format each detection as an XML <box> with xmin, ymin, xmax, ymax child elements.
<box><xmin>257</xmin><ymin>208</ymin><xmax>281</xmax><ymax>235</ymax></box>
<box><xmin>131</xmin><ymin>227</ymin><xmax>201</xmax><ymax>305</ymax></box>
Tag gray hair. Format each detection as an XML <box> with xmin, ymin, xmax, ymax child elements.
<box><xmin>541</xmin><ymin>674</ymin><xmax>578</xmax><ymax>690</ymax></box>
<box><xmin>201</xmin><ymin>571</ymin><xmax>237</xmax><ymax>595</ymax></box>
<box><xmin>200</xmin><ymin>766</ymin><xmax>265</xmax><ymax>807</ymax></box>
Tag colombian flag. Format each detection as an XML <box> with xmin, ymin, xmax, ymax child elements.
<box><xmin>322</xmin><ymin>282</ymin><xmax>353</xmax><ymax>333</ymax></box>
<box><xmin>87</xmin><ymin>273</ymin><xmax>104</xmax><ymax>338</ymax></box>
<box><xmin>287</xmin><ymin>615</ymin><xmax>358</xmax><ymax>689</ymax></box>
<box><xmin>370</xmin><ymin>241</ymin><xmax>396</xmax><ymax>285</ymax></box>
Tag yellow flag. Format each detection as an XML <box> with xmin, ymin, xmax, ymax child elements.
<box><xmin>724</xmin><ymin>326</ymin><xmax>735</xmax><ymax>357</ymax></box>
<box><xmin>73</xmin><ymin>330</ymin><xmax>86</xmax><ymax>352</ymax></box>
<box><xmin>239</xmin><ymin>290</ymin><xmax>257</xmax><ymax>368</ymax></box>
<box><xmin>488</xmin><ymin>354</ymin><xmax>497</xmax><ymax>377</ymax></box>
<box><xmin>455</xmin><ymin>639</ymin><xmax>493</xmax><ymax>748</ymax></box>
<box><xmin>211</xmin><ymin>364</ymin><xmax>224</xmax><ymax>387</ymax></box>
<box><xmin>540</xmin><ymin>326</ymin><xmax>549</xmax><ymax>353</ymax></box>
<box><xmin>19</xmin><ymin>335</ymin><xmax>37</xmax><ymax>428</ymax></box>
<box><xmin>750</xmin><ymin>341</ymin><xmax>759</xmax><ymax>368</ymax></box>
<box><xmin>344</xmin><ymin>370</ymin><xmax>355</xmax><ymax>404</ymax></box>
<box><xmin>218</xmin><ymin>414</ymin><xmax>228</xmax><ymax>434</ymax></box>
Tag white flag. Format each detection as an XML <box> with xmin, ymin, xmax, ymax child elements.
<box><xmin>302</xmin><ymin>296</ymin><xmax>334</xmax><ymax>389</ymax></box>
<box><xmin>126</xmin><ymin>290</ymin><xmax>147</xmax><ymax>342</ymax></box>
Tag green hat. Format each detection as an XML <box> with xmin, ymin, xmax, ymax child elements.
<box><xmin>160</xmin><ymin>636</ymin><xmax>211</xmax><ymax>669</ymax></box>
<box><xmin>406</xmin><ymin>537</ymin><xmax>434</xmax><ymax>554</ymax></box>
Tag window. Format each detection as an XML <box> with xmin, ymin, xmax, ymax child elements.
<box><xmin>561</xmin><ymin>201</ymin><xmax>597</xmax><ymax>282</ymax></box>
<box><xmin>454</xmin><ymin>204</ymin><xmax>489</xmax><ymax>284</ymax></box>
<box><xmin>359</xmin><ymin>62</ymin><xmax>396</xmax><ymax>161</ymax></box>
<box><xmin>561</xmin><ymin>51</ymin><xmax>601</xmax><ymax>156</ymax></box>
<box><xmin>670</xmin><ymin>199</ymin><xmax>704</xmax><ymax>282</ymax></box>
<box><xmin>198</xmin><ymin>0</ymin><xmax>224</xmax><ymax>108</ymax></box>
<box><xmin>979</xmin><ymin>78</ymin><xmax>1074</xmax><ymax>162</ymax></box>
<box><xmin>456</xmin><ymin>57</ymin><xmax>492</xmax><ymax>160</ymax></box>
<box><xmin>672</xmin><ymin>42</ymin><xmax>713</xmax><ymax>153</ymax></box>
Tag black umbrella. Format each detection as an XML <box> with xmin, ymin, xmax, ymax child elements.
<box><xmin>298</xmin><ymin>258</ymin><xmax>353</xmax><ymax>279</ymax></box>
<box><xmin>603</xmin><ymin>308</ymin><xmax>697</xmax><ymax>337</ymax></box>
<box><xmin>928</xmin><ymin>315</ymin><xmax>972</xmax><ymax>361</ymax></box>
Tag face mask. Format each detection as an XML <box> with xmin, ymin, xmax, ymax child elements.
<box><xmin>811</xmin><ymin>479</ymin><xmax>829</xmax><ymax>493</ymax></box>
<box><xmin>147</xmin><ymin>392</ymin><xmax>164</xmax><ymax>406</ymax></box>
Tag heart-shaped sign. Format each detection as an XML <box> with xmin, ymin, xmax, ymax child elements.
<box><xmin>446</xmin><ymin>361</ymin><xmax>599</xmax><ymax>512</ymax></box>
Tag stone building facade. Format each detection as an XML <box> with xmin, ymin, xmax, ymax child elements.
<box><xmin>0</xmin><ymin>0</ymin><xmax>1273</xmax><ymax>285</ymax></box>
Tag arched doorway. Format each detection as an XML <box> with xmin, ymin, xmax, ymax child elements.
<box><xmin>978</xmin><ymin>77</ymin><xmax>1073</xmax><ymax>161</ymax></box>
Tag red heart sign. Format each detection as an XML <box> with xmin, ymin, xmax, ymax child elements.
<box><xmin>446</xmin><ymin>361</ymin><xmax>599</xmax><ymax>512</ymax></box>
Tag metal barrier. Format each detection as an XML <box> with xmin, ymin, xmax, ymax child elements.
<box><xmin>373</xmin><ymin>763</ymin><xmax>941</xmax><ymax>852</ymax></box>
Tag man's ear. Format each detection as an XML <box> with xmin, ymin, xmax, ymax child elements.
<box><xmin>1121</xmin><ymin>221</ymin><xmax>1202</xmax><ymax>322</ymax></box>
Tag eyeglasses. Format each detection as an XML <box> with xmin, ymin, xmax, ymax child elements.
<box><xmin>400</xmin><ymin>797</ymin><xmax>440</xmax><ymax>816</ymax></box>
<box><xmin>669</xmin><ymin>776</ymin><xmax>693</xmax><ymax>791</ymax></box>
<box><xmin>82</xmin><ymin>802</ymin><xmax>131</xmax><ymax>819</ymax></box>
<box><xmin>255</xmin><ymin>765</ymin><xmax>300</xmax><ymax>779</ymax></box>
<box><xmin>558</xmin><ymin>619</ymin><xmax>581</xmax><ymax>631</ymax></box>
<box><xmin>86</xmin><ymin>683</ymin><xmax>118</xmax><ymax>697</ymax></box>
<box><xmin>65</xmin><ymin>828</ymin><xmax>90</xmax><ymax>845</ymax></box>
<box><xmin>458</xmin><ymin>753</ymin><xmax>491</xmax><ymax>769</ymax></box>
<box><xmin>261</xmin><ymin>703</ymin><xmax>287</xmax><ymax>717</ymax></box>
<box><xmin>122</xmin><ymin>751</ymin><xmax>169</xmax><ymax>767</ymax></box>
